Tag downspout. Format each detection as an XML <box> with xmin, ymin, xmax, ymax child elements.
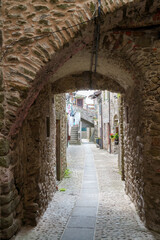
<box><xmin>109</xmin><ymin>92</ymin><xmax>111</xmax><ymax>153</ymax></box>
<box><xmin>101</xmin><ymin>94</ymin><xmax>103</xmax><ymax>149</ymax></box>
<box><xmin>120</xmin><ymin>96</ymin><xmax>125</xmax><ymax>181</ymax></box>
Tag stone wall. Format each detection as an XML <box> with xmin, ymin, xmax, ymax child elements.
<box><xmin>0</xmin><ymin>84</ymin><xmax>57</xmax><ymax>239</ymax></box>
<box><xmin>55</xmin><ymin>94</ymin><xmax>67</xmax><ymax>179</ymax></box>
<box><xmin>123</xmin><ymin>56</ymin><xmax>160</xmax><ymax>232</ymax></box>
<box><xmin>123</xmin><ymin>86</ymin><xmax>144</xmax><ymax>221</ymax></box>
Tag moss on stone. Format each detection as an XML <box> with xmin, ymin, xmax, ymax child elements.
<box><xmin>90</xmin><ymin>1</ymin><xmax>95</xmax><ymax>14</ymax></box>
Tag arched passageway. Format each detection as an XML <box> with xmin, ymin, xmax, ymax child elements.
<box><xmin>0</xmin><ymin>0</ymin><xmax>160</xmax><ymax>238</ymax></box>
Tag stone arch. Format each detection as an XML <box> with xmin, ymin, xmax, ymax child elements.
<box><xmin>0</xmin><ymin>0</ymin><xmax>160</xmax><ymax>238</ymax></box>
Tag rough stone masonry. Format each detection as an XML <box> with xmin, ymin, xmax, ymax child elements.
<box><xmin>0</xmin><ymin>0</ymin><xmax>160</xmax><ymax>239</ymax></box>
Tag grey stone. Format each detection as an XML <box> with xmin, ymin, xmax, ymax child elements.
<box><xmin>0</xmin><ymin>155</ymin><xmax>10</xmax><ymax>168</ymax></box>
<box><xmin>0</xmin><ymin>214</ymin><xmax>13</xmax><ymax>229</ymax></box>
<box><xmin>76</xmin><ymin>199</ymin><xmax>98</xmax><ymax>207</ymax></box>
<box><xmin>61</xmin><ymin>228</ymin><xmax>94</xmax><ymax>240</ymax></box>
<box><xmin>0</xmin><ymin>138</ymin><xmax>9</xmax><ymax>156</ymax></box>
<box><xmin>67</xmin><ymin>216</ymin><xmax>96</xmax><ymax>228</ymax></box>
<box><xmin>72</xmin><ymin>207</ymin><xmax>97</xmax><ymax>217</ymax></box>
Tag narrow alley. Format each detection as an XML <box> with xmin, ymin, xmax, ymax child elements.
<box><xmin>14</xmin><ymin>143</ymin><xmax>160</xmax><ymax>240</ymax></box>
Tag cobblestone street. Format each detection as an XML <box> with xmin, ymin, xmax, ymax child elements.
<box><xmin>14</xmin><ymin>143</ymin><xmax>160</xmax><ymax>240</ymax></box>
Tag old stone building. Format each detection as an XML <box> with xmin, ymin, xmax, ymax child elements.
<box><xmin>92</xmin><ymin>90</ymin><xmax>120</xmax><ymax>153</ymax></box>
<box><xmin>0</xmin><ymin>0</ymin><xmax>160</xmax><ymax>238</ymax></box>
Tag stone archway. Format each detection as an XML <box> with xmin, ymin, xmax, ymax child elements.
<box><xmin>0</xmin><ymin>0</ymin><xmax>160</xmax><ymax>238</ymax></box>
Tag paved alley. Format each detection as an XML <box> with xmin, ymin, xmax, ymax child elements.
<box><xmin>14</xmin><ymin>143</ymin><xmax>160</xmax><ymax>240</ymax></box>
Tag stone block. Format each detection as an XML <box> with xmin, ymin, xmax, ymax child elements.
<box><xmin>0</xmin><ymin>156</ymin><xmax>10</xmax><ymax>168</ymax></box>
<box><xmin>149</xmin><ymin>147</ymin><xmax>160</xmax><ymax>157</ymax></box>
<box><xmin>0</xmin><ymin>196</ymin><xmax>20</xmax><ymax>217</ymax></box>
<box><xmin>0</xmin><ymin>214</ymin><xmax>13</xmax><ymax>229</ymax></box>
<box><xmin>0</xmin><ymin>190</ymin><xmax>17</xmax><ymax>205</ymax></box>
<box><xmin>0</xmin><ymin>219</ymin><xmax>20</xmax><ymax>239</ymax></box>
<box><xmin>0</xmin><ymin>68</ymin><xmax>3</xmax><ymax>90</ymax></box>
<box><xmin>0</xmin><ymin>104</ymin><xmax>4</xmax><ymax>119</ymax></box>
<box><xmin>0</xmin><ymin>30</ymin><xmax>2</xmax><ymax>48</ymax></box>
<box><xmin>0</xmin><ymin>179</ymin><xmax>14</xmax><ymax>195</ymax></box>
<box><xmin>0</xmin><ymin>94</ymin><xmax>4</xmax><ymax>103</ymax></box>
<box><xmin>11</xmin><ymin>196</ymin><xmax>21</xmax><ymax>212</ymax></box>
<box><xmin>0</xmin><ymin>138</ymin><xmax>9</xmax><ymax>156</ymax></box>
<box><xmin>7</xmin><ymin>55</ymin><xmax>20</xmax><ymax>63</ymax></box>
<box><xmin>34</xmin><ymin>5</ymin><xmax>49</xmax><ymax>12</ymax></box>
<box><xmin>0</xmin><ymin>201</ymin><xmax>12</xmax><ymax>217</ymax></box>
<box><xmin>50</xmin><ymin>0</ymin><xmax>58</xmax><ymax>3</ymax></box>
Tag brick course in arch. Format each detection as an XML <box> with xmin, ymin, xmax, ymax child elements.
<box><xmin>0</xmin><ymin>0</ymin><xmax>160</xmax><ymax>238</ymax></box>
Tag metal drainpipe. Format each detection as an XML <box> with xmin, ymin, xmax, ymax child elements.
<box><xmin>109</xmin><ymin>92</ymin><xmax>111</xmax><ymax>153</ymax></box>
<box><xmin>101</xmin><ymin>94</ymin><xmax>103</xmax><ymax>149</ymax></box>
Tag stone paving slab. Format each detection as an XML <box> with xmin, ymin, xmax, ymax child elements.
<box><xmin>76</xmin><ymin>199</ymin><xmax>98</xmax><ymax>207</ymax></box>
<box><xmin>61</xmin><ymin>228</ymin><xmax>95</xmax><ymax>240</ymax></box>
<box><xmin>72</xmin><ymin>206</ymin><xmax>97</xmax><ymax>217</ymax></box>
<box><xmin>82</xmin><ymin>184</ymin><xmax>98</xmax><ymax>189</ymax></box>
<box><xmin>81</xmin><ymin>188</ymin><xmax>98</xmax><ymax>194</ymax></box>
<box><xmin>67</xmin><ymin>216</ymin><xmax>96</xmax><ymax>228</ymax></box>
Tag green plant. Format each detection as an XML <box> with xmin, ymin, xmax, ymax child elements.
<box><xmin>64</xmin><ymin>168</ymin><xmax>71</xmax><ymax>178</ymax></box>
<box><xmin>117</xmin><ymin>93</ymin><xmax>121</xmax><ymax>99</ymax></box>
<box><xmin>110</xmin><ymin>133</ymin><xmax>114</xmax><ymax>139</ymax></box>
<box><xmin>59</xmin><ymin>188</ymin><xmax>66</xmax><ymax>192</ymax></box>
<box><xmin>114</xmin><ymin>133</ymin><xmax>119</xmax><ymax>140</ymax></box>
<box><xmin>90</xmin><ymin>2</ymin><xmax>95</xmax><ymax>14</ymax></box>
